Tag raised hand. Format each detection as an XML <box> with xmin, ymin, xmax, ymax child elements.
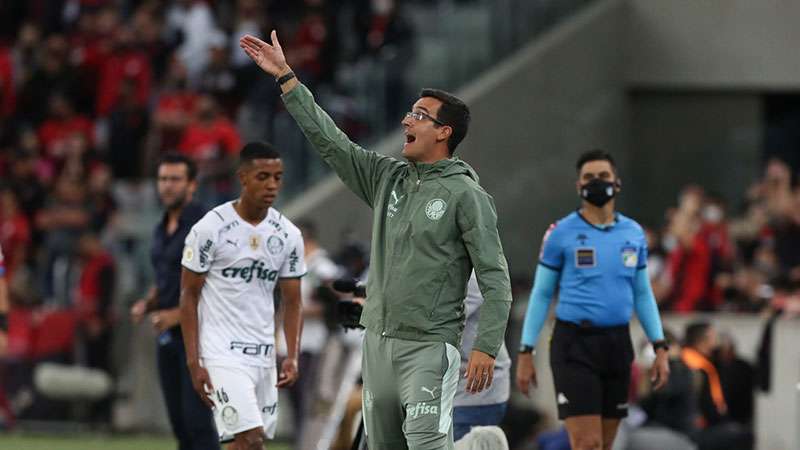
<box><xmin>239</xmin><ymin>31</ymin><xmax>291</xmax><ymax>78</ymax></box>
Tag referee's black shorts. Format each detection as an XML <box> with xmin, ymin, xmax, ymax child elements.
<box><xmin>549</xmin><ymin>319</ymin><xmax>634</xmax><ymax>420</ymax></box>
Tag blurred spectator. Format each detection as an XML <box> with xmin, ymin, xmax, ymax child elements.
<box><xmin>131</xmin><ymin>4</ymin><xmax>172</xmax><ymax>82</ymax></box>
<box><xmin>12</xmin><ymin>23</ymin><xmax>40</xmax><ymax>84</ymax></box>
<box><xmin>6</xmin><ymin>146</ymin><xmax>47</xmax><ymax>220</ymax></box>
<box><xmin>166</xmin><ymin>0</ymin><xmax>221</xmax><ymax>85</ymax></box>
<box><xmin>681</xmin><ymin>322</ymin><xmax>727</xmax><ymax>428</ymax></box>
<box><xmin>17</xmin><ymin>34</ymin><xmax>84</xmax><ymax>124</ymax></box>
<box><xmin>770</xmin><ymin>194</ymin><xmax>800</xmax><ymax>284</ymax></box>
<box><xmin>681</xmin><ymin>321</ymin><xmax>754</xmax><ymax>450</ymax></box>
<box><xmin>74</xmin><ymin>232</ymin><xmax>115</xmax><ymax>423</ymax></box>
<box><xmin>153</xmin><ymin>56</ymin><xmax>198</xmax><ymax>153</ymax></box>
<box><xmin>86</xmin><ymin>163</ymin><xmax>118</xmax><ymax>233</ymax></box>
<box><xmin>354</xmin><ymin>0</ymin><xmax>414</xmax><ymax>122</ymax></box>
<box><xmin>637</xmin><ymin>329</ymin><xmax>695</xmax><ymax>435</ymax></box>
<box><xmin>0</xmin><ymin>187</ymin><xmax>32</xmax><ymax>282</ymax></box>
<box><xmin>286</xmin><ymin>0</ymin><xmax>338</xmax><ymax>86</ymax></box>
<box><xmin>68</xmin><ymin>7</ymin><xmax>117</xmax><ymax>110</ymax></box>
<box><xmin>178</xmin><ymin>94</ymin><xmax>241</xmax><ymax>204</ymax></box>
<box><xmin>618</xmin><ymin>327</ymin><xmax>700</xmax><ymax>449</ymax></box>
<box><xmin>0</xmin><ymin>44</ymin><xmax>16</xmax><ymax>120</ymax></box>
<box><xmin>712</xmin><ymin>332</ymin><xmax>755</xmax><ymax>427</ymax></box>
<box><xmin>37</xmin><ymin>93</ymin><xmax>95</xmax><ymax>163</ymax></box>
<box><xmin>197</xmin><ymin>35</ymin><xmax>240</xmax><ymax>117</ymax></box>
<box><xmin>58</xmin><ymin>132</ymin><xmax>94</xmax><ymax>184</ymax></box>
<box><xmin>662</xmin><ymin>187</ymin><xmax>734</xmax><ymax>312</ymax></box>
<box><xmin>178</xmin><ymin>94</ymin><xmax>240</xmax><ymax>161</ymax></box>
<box><xmin>36</xmin><ymin>177</ymin><xmax>91</xmax><ymax>302</ymax></box>
<box><xmin>106</xmin><ymin>79</ymin><xmax>149</xmax><ymax>179</ymax></box>
<box><xmin>95</xmin><ymin>25</ymin><xmax>152</xmax><ymax>117</ymax></box>
<box><xmin>229</xmin><ymin>0</ymin><xmax>268</xmax><ymax>70</ymax></box>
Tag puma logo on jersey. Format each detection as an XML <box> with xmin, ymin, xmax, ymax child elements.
<box><xmin>421</xmin><ymin>386</ymin><xmax>439</xmax><ymax>399</ymax></box>
<box><xmin>387</xmin><ymin>190</ymin><xmax>405</xmax><ymax>218</ymax></box>
<box><xmin>557</xmin><ymin>393</ymin><xmax>569</xmax><ymax>405</ymax></box>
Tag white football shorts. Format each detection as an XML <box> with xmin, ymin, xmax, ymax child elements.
<box><xmin>205</xmin><ymin>362</ymin><xmax>279</xmax><ymax>443</ymax></box>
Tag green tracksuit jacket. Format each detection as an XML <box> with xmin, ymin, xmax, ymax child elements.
<box><xmin>282</xmin><ymin>84</ymin><xmax>512</xmax><ymax>357</ymax></box>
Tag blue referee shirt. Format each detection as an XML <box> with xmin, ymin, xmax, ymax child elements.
<box><xmin>540</xmin><ymin>211</ymin><xmax>648</xmax><ymax>327</ymax></box>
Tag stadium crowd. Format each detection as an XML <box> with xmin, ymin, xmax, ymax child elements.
<box><xmin>0</xmin><ymin>1</ymin><xmax>796</xmax><ymax>450</ymax></box>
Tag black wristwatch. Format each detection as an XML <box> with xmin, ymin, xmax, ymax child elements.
<box><xmin>652</xmin><ymin>340</ymin><xmax>669</xmax><ymax>353</ymax></box>
<box><xmin>519</xmin><ymin>344</ymin><xmax>536</xmax><ymax>355</ymax></box>
<box><xmin>276</xmin><ymin>70</ymin><xmax>296</xmax><ymax>85</ymax></box>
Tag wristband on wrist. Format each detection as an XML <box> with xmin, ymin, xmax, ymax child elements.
<box><xmin>652</xmin><ymin>340</ymin><xmax>669</xmax><ymax>352</ymax></box>
<box><xmin>0</xmin><ymin>313</ymin><xmax>7</xmax><ymax>332</ymax></box>
<box><xmin>276</xmin><ymin>71</ymin><xmax>295</xmax><ymax>85</ymax></box>
<box><xmin>519</xmin><ymin>344</ymin><xmax>536</xmax><ymax>355</ymax></box>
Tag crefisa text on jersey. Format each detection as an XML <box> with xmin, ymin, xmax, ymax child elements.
<box><xmin>220</xmin><ymin>260</ymin><xmax>279</xmax><ymax>282</ymax></box>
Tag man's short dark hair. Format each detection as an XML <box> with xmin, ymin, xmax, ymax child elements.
<box><xmin>239</xmin><ymin>141</ymin><xmax>281</xmax><ymax>167</ymax></box>
<box><xmin>576</xmin><ymin>149</ymin><xmax>616</xmax><ymax>174</ymax></box>
<box><xmin>419</xmin><ymin>88</ymin><xmax>470</xmax><ymax>155</ymax></box>
<box><xmin>158</xmin><ymin>153</ymin><xmax>198</xmax><ymax>181</ymax></box>
<box><xmin>683</xmin><ymin>321</ymin><xmax>712</xmax><ymax>348</ymax></box>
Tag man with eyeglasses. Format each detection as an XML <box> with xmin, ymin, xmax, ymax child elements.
<box><xmin>240</xmin><ymin>32</ymin><xmax>513</xmax><ymax>450</ymax></box>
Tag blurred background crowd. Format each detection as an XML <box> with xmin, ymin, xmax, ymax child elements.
<box><xmin>0</xmin><ymin>1</ymin><xmax>798</xmax><ymax>450</ymax></box>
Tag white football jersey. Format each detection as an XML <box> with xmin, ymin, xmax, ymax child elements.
<box><xmin>182</xmin><ymin>201</ymin><xmax>306</xmax><ymax>368</ymax></box>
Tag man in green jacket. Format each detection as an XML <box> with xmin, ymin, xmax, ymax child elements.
<box><xmin>241</xmin><ymin>31</ymin><xmax>512</xmax><ymax>450</ymax></box>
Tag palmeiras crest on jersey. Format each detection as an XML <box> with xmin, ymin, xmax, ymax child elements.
<box><xmin>266</xmin><ymin>235</ymin><xmax>284</xmax><ymax>255</ymax></box>
<box><xmin>425</xmin><ymin>198</ymin><xmax>447</xmax><ymax>221</ymax></box>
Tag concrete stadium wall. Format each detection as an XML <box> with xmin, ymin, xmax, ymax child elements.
<box><xmin>285</xmin><ymin>0</ymin><xmax>631</xmax><ymax>275</ymax></box>
<box><xmin>627</xmin><ymin>0</ymin><xmax>800</xmax><ymax>89</ymax></box>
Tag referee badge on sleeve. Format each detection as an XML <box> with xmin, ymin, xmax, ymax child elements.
<box><xmin>621</xmin><ymin>247</ymin><xmax>638</xmax><ymax>268</ymax></box>
<box><xmin>575</xmin><ymin>248</ymin><xmax>596</xmax><ymax>268</ymax></box>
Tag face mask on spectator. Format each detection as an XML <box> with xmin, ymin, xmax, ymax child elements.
<box><xmin>703</xmin><ymin>205</ymin><xmax>724</xmax><ymax>224</ymax></box>
<box><xmin>662</xmin><ymin>235</ymin><xmax>677</xmax><ymax>252</ymax></box>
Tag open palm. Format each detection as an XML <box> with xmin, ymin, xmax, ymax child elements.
<box><xmin>239</xmin><ymin>30</ymin><xmax>289</xmax><ymax>77</ymax></box>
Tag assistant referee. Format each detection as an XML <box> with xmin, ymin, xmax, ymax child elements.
<box><xmin>516</xmin><ymin>150</ymin><xmax>670</xmax><ymax>450</ymax></box>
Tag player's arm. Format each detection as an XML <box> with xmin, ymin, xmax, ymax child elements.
<box><xmin>276</xmin><ymin>231</ymin><xmax>306</xmax><ymax>388</ymax></box>
<box><xmin>239</xmin><ymin>32</ymin><xmax>401</xmax><ymax>208</ymax></box>
<box><xmin>457</xmin><ymin>188</ymin><xmax>512</xmax><ymax>394</ymax></box>
<box><xmin>179</xmin><ymin>267</ymin><xmax>214</xmax><ymax>408</ymax></box>
<box><xmin>516</xmin><ymin>264</ymin><xmax>560</xmax><ymax>395</ymax></box>
<box><xmin>633</xmin><ymin>264</ymin><xmax>670</xmax><ymax>390</ymax></box>
<box><xmin>277</xmin><ymin>278</ymin><xmax>302</xmax><ymax>388</ymax></box>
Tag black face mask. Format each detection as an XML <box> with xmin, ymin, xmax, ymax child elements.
<box><xmin>580</xmin><ymin>178</ymin><xmax>616</xmax><ymax>207</ymax></box>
